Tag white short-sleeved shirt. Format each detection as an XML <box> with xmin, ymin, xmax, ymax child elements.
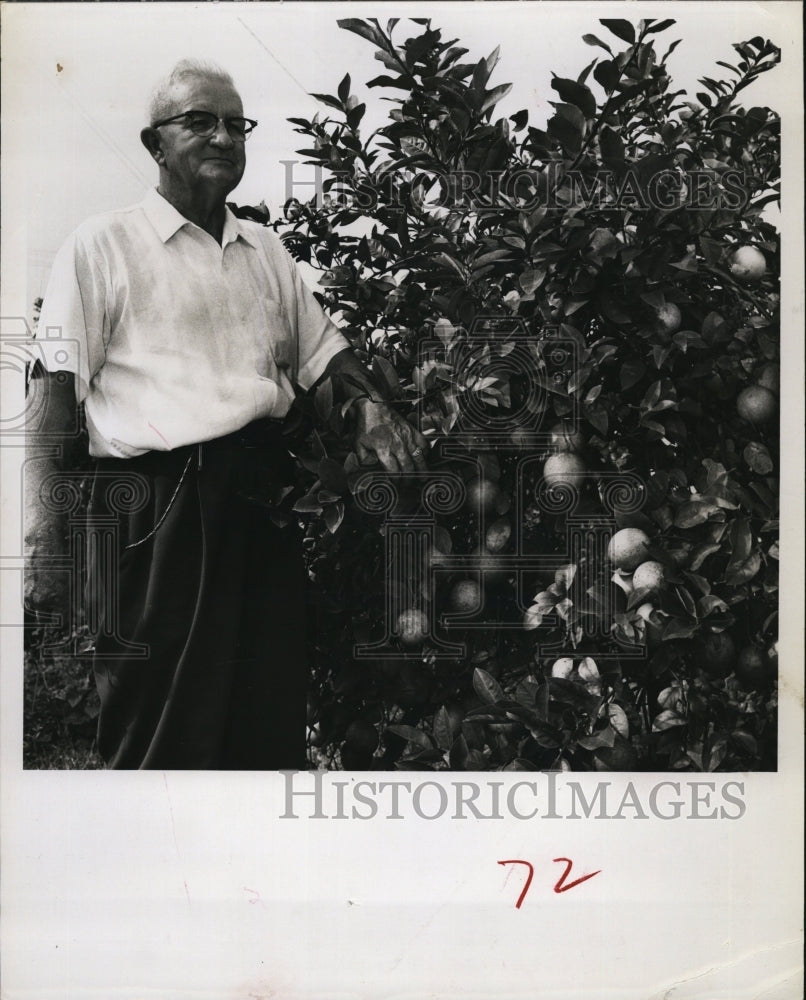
<box><xmin>36</xmin><ymin>188</ymin><xmax>350</xmax><ymax>458</ymax></box>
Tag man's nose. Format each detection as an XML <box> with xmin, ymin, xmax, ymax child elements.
<box><xmin>209</xmin><ymin>120</ymin><xmax>235</xmax><ymax>147</ymax></box>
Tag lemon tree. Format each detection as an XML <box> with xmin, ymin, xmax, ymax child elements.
<box><xmin>242</xmin><ymin>17</ymin><xmax>780</xmax><ymax>772</ymax></box>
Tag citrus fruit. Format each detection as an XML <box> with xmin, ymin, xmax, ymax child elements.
<box><xmin>632</xmin><ymin>560</ymin><xmax>666</xmax><ymax>593</ymax></box>
<box><xmin>607</xmin><ymin>527</ymin><xmax>651</xmax><ymax>571</ymax></box>
<box><xmin>549</xmin><ymin>420</ymin><xmax>586</xmax><ymax>453</ymax></box>
<box><xmin>543</xmin><ymin>452</ymin><xmax>586</xmax><ymax>488</ymax></box>
<box><xmin>450</xmin><ymin>579</ymin><xmax>482</xmax><ymax>612</ymax></box>
<box><xmin>465</xmin><ymin>477</ymin><xmax>501</xmax><ymax>513</ymax></box>
<box><xmin>485</xmin><ymin>518</ymin><xmax>512</xmax><ymax>553</ymax></box>
<box><xmin>396</xmin><ymin>608</ymin><xmax>428</xmax><ymax>647</ymax></box>
<box><xmin>700</xmin><ymin>632</ymin><xmax>736</xmax><ymax>677</ymax></box>
<box><xmin>345</xmin><ymin>720</ymin><xmax>380</xmax><ymax>754</ymax></box>
<box><xmin>736</xmin><ymin>645</ymin><xmax>768</xmax><ymax>687</ymax></box>
<box><xmin>728</xmin><ymin>246</ymin><xmax>767</xmax><ymax>283</ymax></box>
<box><xmin>736</xmin><ymin>385</ymin><xmax>777</xmax><ymax>424</ymax></box>
<box><xmin>755</xmin><ymin>363</ymin><xmax>779</xmax><ymax>396</ymax></box>
<box><xmin>654</xmin><ymin>302</ymin><xmax>682</xmax><ymax>336</ymax></box>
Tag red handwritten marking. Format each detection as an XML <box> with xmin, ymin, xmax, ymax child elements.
<box><xmin>552</xmin><ymin>857</ymin><xmax>601</xmax><ymax>894</ymax></box>
<box><xmin>497</xmin><ymin>859</ymin><xmax>535</xmax><ymax>909</ymax></box>
<box><xmin>148</xmin><ymin>421</ymin><xmax>169</xmax><ymax>447</ymax></box>
<box><xmin>243</xmin><ymin>887</ymin><xmax>261</xmax><ymax>905</ymax></box>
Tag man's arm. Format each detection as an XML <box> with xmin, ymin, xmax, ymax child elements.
<box><xmin>24</xmin><ymin>369</ymin><xmax>80</xmax><ymax>620</ymax></box>
<box><xmin>321</xmin><ymin>348</ymin><xmax>429</xmax><ymax>474</ymax></box>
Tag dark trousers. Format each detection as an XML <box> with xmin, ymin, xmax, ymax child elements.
<box><xmin>87</xmin><ymin>423</ymin><xmax>307</xmax><ymax>770</ymax></box>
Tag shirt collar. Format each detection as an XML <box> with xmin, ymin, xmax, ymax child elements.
<box><xmin>142</xmin><ymin>188</ymin><xmax>258</xmax><ymax>248</ymax></box>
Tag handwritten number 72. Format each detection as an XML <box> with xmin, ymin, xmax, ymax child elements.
<box><xmin>497</xmin><ymin>857</ymin><xmax>601</xmax><ymax>908</ymax></box>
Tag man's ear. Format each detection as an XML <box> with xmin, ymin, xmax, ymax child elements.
<box><xmin>140</xmin><ymin>127</ymin><xmax>165</xmax><ymax>165</ymax></box>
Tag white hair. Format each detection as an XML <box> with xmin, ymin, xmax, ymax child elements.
<box><xmin>147</xmin><ymin>59</ymin><xmax>238</xmax><ymax>124</ymax></box>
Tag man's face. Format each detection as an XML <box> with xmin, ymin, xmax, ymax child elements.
<box><xmin>155</xmin><ymin>75</ymin><xmax>247</xmax><ymax>198</ymax></box>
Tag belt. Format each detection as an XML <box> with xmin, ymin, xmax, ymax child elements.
<box><xmin>98</xmin><ymin>419</ymin><xmax>293</xmax><ymax>480</ymax></box>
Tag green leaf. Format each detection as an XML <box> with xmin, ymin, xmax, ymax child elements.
<box><xmin>547</xmin><ymin>113</ymin><xmax>583</xmax><ymax>153</ymax></box>
<box><xmin>599</xmin><ymin>125</ymin><xmax>625</xmax><ymax>165</ymax></box>
<box><xmin>578</xmin><ymin>725</ymin><xmax>616</xmax><ymax>751</ymax></box>
<box><xmin>337</xmin><ymin>18</ymin><xmax>387</xmax><ymax>48</ymax></box>
<box><xmin>310</xmin><ymin>92</ymin><xmax>344</xmax><ymax>112</ymax></box>
<box><xmin>652</xmin><ymin>709</ymin><xmax>686</xmax><ymax>732</ymax></box>
<box><xmin>337</xmin><ymin>73</ymin><xmax>351</xmax><ymax>103</ymax></box>
<box><xmin>473</xmin><ymin>667</ymin><xmax>504</xmax><ymax>705</ymax></box>
<box><xmin>433</xmin><ymin>706</ymin><xmax>453</xmax><ymax>751</ymax></box>
<box><xmin>481</xmin><ymin>82</ymin><xmax>513</xmax><ymax>114</ymax></box>
<box><xmin>606</xmin><ymin>704</ymin><xmax>630</xmax><ymax>738</ymax></box>
<box><xmin>726</xmin><ymin>518</ymin><xmax>753</xmax><ymax>571</ymax></box>
<box><xmin>743</xmin><ymin>441</ymin><xmax>774</xmax><ymax>475</ymax></box>
<box><xmin>449</xmin><ymin>734</ymin><xmax>470</xmax><ymax>769</ymax></box>
<box><xmin>550</xmin><ymin>77</ymin><xmax>597</xmax><ymax>118</ymax></box>
<box><xmin>315</xmin><ymin>378</ymin><xmax>334</xmax><ymax>422</ymax></box>
<box><xmin>323</xmin><ymin>501</ymin><xmax>345</xmax><ymax>534</ymax></box>
<box><xmin>662</xmin><ymin>618</ymin><xmax>698</xmax><ymax>641</ymax></box>
<box><xmin>644</xmin><ymin>18</ymin><xmax>676</xmax><ymax>34</ymax></box>
<box><xmin>620</xmin><ymin>358</ymin><xmax>646</xmax><ymax>390</ymax></box>
<box><xmin>519</xmin><ymin>268</ymin><xmax>546</xmax><ymax>294</ymax></box>
<box><xmin>674</xmin><ymin>500</ymin><xmax>722</xmax><ymax>529</ymax></box>
<box><xmin>371</xmin><ymin>356</ymin><xmax>400</xmax><ymax>398</ymax></box>
<box><xmin>726</xmin><ymin>550</ymin><xmax>762</xmax><ymax>586</ymax></box>
<box><xmin>600</xmin><ymin>19</ymin><xmax>636</xmax><ymax>44</ymax></box>
<box><xmin>698</xmin><ymin>595</ymin><xmax>728</xmax><ymax>617</ymax></box>
<box><xmin>594</xmin><ymin>60</ymin><xmax>620</xmax><ymax>93</ymax></box>
<box><xmin>386</xmin><ymin>724</ymin><xmax>433</xmax><ymax>751</ymax></box>
<box><xmin>582</xmin><ymin>33</ymin><xmax>613</xmax><ymax>54</ymax></box>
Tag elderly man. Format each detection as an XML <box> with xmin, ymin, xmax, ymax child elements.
<box><xmin>25</xmin><ymin>59</ymin><xmax>427</xmax><ymax>770</ymax></box>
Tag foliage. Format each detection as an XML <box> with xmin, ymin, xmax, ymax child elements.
<box><xmin>253</xmin><ymin>17</ymin><xmax>780</xmax><ymax>772</ymax></box>
<box><xmin>24</xmin><ymin>625</ymin><xmax>103</xmax><ymax>769</ymax></box>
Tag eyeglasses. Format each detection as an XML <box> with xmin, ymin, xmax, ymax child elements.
<box><xmin>152</xmin><ymin>110</ymin><xmax>258</xmax><ymax>142</ymax></box>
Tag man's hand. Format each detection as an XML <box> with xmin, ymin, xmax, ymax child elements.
<box><xmin>353</xmin><ymin>399</ymin><xmax>429</xmax><ymax>474</ymax></box>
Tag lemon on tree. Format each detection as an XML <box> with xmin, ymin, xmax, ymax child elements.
<box><xmin>699</xmin><ymin>631</ymin><xmax>737</xmax><ymax>677</ymax></box>
<box><xmin>543</xmin><ymin>452</ymin><xmax>586</xmax><ymax>488</ymax></box>
<box><xmin>653</xmin><ymin>302</ymin><xmax>682</xmax><ymax>336</ymax></box>
<box><xmin>736</xmin><ymin>645</ymin><xmax>769</xmax><ymax>687</ymax></box>
<box><xmin>465</xmin><ymin>476</ymin><xmax>501</xmax><ymax>513</ymax></box>
<box><xmin>450</xmin><ymin>579</ymin><xmax>482</xmax><ymax>612</ymax></box>
<box><xmin>485</xmin><ymin>517</ymin><xmax>512</xmax><ymax>552</ymax></box>
<box><xmin>755</xmin><ymin>362</ymin><xmax>779</xmax><ymax>395</ymax></box>
<box><xmin>728</xmin><ymin>245</ymin><xmax>767</xmax><ymax>283</ymax></box>
<box><xmin>607</xmin><ymin>527</ymin><xmax>652</xmax><ymax>572</ymax></box>
<box><xmin>345</xmin><ymin>719</ymin><xmax>380</xmax><ymax>754</ymax></box>
<box><xmin>632</xmin><ymin>560</ymin><xmax>666</xmax><ymax>593</ymax></box>
<box><xmin>396</xmin><ymin>608</ymin><xmax>428</xmax><ymax>647</ymax></box>
<box><xmin>736</xmin><ymin>384</ymin><xmax>777</xmax><ymax>424</ymax></box>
